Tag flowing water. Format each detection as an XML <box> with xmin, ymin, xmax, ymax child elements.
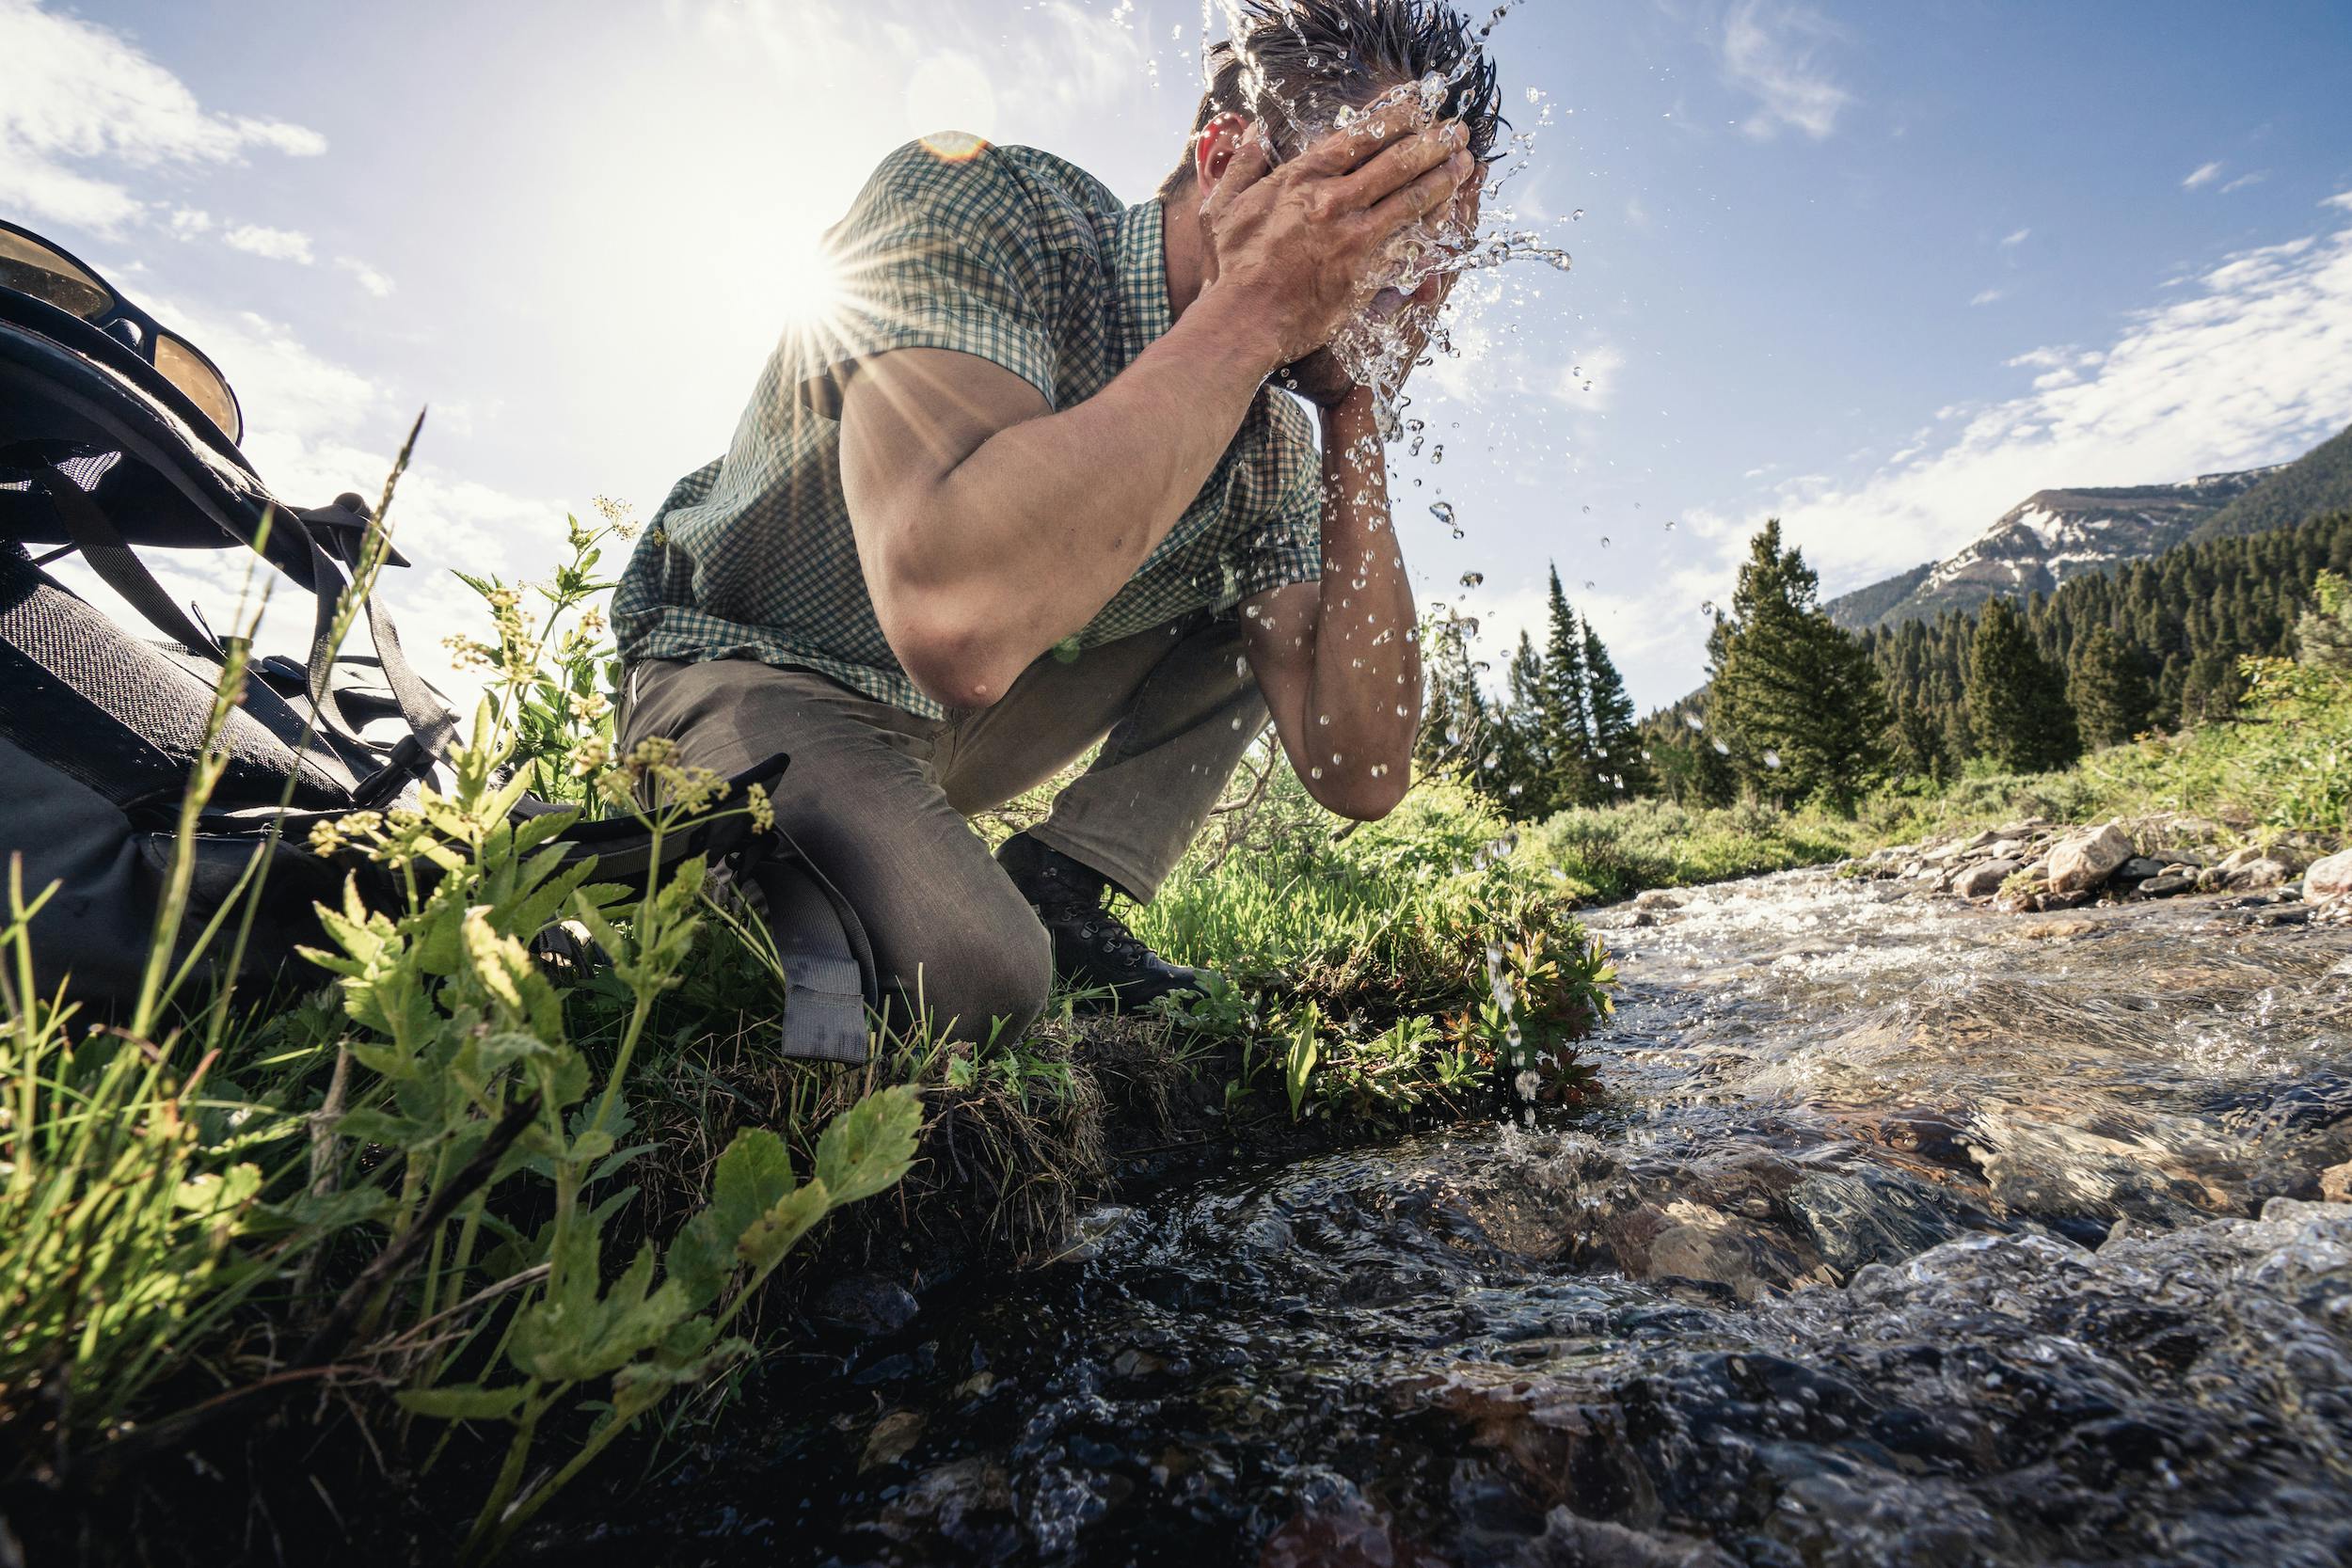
<box><xmin>560</xmin><ymin>870</ymin><xmax>2352</xmax><ymax>1567</ymax></box>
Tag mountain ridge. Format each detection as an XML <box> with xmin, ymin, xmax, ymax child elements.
<box><xmin>1823</xmin><ymin>467</ymin><xmax>2279</xmax><ymax>632</ymax></box>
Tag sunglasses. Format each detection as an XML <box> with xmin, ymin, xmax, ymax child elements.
<box><xmin>0</xmin><ymin>220</ymin><xmax>244</xmax><ymax>444</ymax></box>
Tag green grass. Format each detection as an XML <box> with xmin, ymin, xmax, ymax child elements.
<box><xmin>1515</xmin><ymin>650</ymin><xmax>2352</xmax><ymax>901</ymax></box>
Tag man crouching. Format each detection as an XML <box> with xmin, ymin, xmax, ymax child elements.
<box><xmin>612</xmin><ymin>0</ymin><xmax>1500</xmax><ymax>1045</ymax></box>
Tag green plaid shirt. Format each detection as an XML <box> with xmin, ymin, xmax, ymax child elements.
<box><xmin>612</xmin><ymin>137</ymin><xmax>1324</xmax><ymax>720</ymax></box>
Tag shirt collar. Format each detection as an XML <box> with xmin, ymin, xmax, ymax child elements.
<box><xmin>1112</xmin><ymin>198</ymin><xmax>1173</xmax><ymax>359</ymax></box>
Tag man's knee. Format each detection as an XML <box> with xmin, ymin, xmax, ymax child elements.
<box><xmin>891</xmin><ymin>913</ymin><xmax>1052</xmax><ymax>1047</ymax></box>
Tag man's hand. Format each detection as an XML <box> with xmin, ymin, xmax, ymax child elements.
<box><xmin>1198</xmin><ymin>105</ymin><xmax>1477</xmax><ymax>374</ymax></box>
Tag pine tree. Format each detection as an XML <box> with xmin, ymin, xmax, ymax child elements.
<box><xmin>1539</xmin><ymin>567</ymin><xmax>1598</xmax><ymax>809</ymax></box>
<box><xmin>1581</xmin><ymin>618</ymin><xmax>1651</xmax><ymax>797</ymax></box>
<box><xmin>1707</xmin><ymin>521</ymin><xmax>1890</xmax><ymax>811</ymax></box>
<box><xmin>2178</xmin><ymin>647</ymin><xmax>2245</xmax><ymax>726</ymax></box>
<box><xmin>1967</xmin><ymin>596</ymin><xmax>2080</xmax><ymax>770</ymax></box>
<box><xmin>2067</xmin><ymin>626</ymin><xmax>2153</xmax><ymax>748</ymax></box>
<box><xmin>1417</xmin><ymin>607</ymin><xmax>1493</xmax><ymax>775</ymax></box>
<box><xmin>1494</xmin><ymin>631</ymin><xmax>1549</xmax><ymax>810</ymax></box>
<box><xmin>1886</xmin><ymin>692</ymin><xmax>1950</xmax><ymax>782</ymax></box>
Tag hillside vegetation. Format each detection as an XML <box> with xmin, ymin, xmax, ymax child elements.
<box><xmin>2189</xmin><ymin>420</ymin><xmax>2352</xmax><ymax>543</ymax></box>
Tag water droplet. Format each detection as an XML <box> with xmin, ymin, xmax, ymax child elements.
<box><xmin>1236</xmin><ymin>656</ymin><xmax>1248</xmax><ymax>678</ymax></box>
<box><xmin>1444</xmin><ymin>724</ymin><xmax>1461</xmax><ymax>745</ymax></box>
<box><xmin>1763</xmin><ymin>749</ymin><xmax>1783</xmax><ymax>770</ymax></box>
<box><xmin>1310</xmin><ymin>766</ymin><xmax>1324</xmax><ymax>780</ymax></box>
<box><xmin>1710</xmin><ymin>737</ymin><xmax>1730</xmax><ymax>755</ymax></box>
<box><xmin>1600</xmin><ymin>535</ymin><xmax>1611</xmax><ymax>547</ymax></box>
<box><xmin>1430</xmin><ymin>501</ymin><xmax>1455</xmax><ymax>530</ymax></box>
<box><xmin>1571</xmin><ymin>207</ymin><xmax>1584</xmax><ymax>220</ymax></box>
<box><xmin>1685</xmin><ymin>713</ymin><xmax>1705</xmax><ymax>731</ymax></box>
<box><xmin>1459</xmin><ymin>570</ymin><xmax>1485</xmax><ymax>589</ymax></box>
<box><xmin>1430</xmin><ymin>445</ymin><xmax>1444</xmax><ymax>465</ymax></box>
<box><xmin>1317</xmin><ymin>713</ymin><xmax>1331</xmax><ymax>726</ymax></box>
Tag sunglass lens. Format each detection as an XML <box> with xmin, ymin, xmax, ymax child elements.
<box><xmin>0</xmin><ymin>230</ymin><xmax>113</xmax><ymax>320</ymax></box>
<box><xmin>155</xmin><ymin>335</ymin><xmax>243</xmax><ymax>443</ymax></box>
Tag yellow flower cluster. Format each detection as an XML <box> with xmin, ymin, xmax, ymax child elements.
<box><xmin>308</xmin><ymin>806</ymin><xmax>436</xmax><ymax>863</ymax></box>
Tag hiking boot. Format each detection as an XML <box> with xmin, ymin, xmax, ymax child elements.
<box><xmin>995</xmin><ymin>832</ymin><xmax>1213</xmax><ymax>1011</ymax></box>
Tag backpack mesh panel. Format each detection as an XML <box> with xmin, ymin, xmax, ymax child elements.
<box><xmin>0</xmin><ymin>544</ymin><xmax>352</xmax><ymax>810</ymax></box>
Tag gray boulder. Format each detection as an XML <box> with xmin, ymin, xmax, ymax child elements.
<box><xmin>1952</xmin><ymin>858</ymin><xmax>2023</xmax><ymax>899</ymax></box>
<box><xmin>2306</xmin><ymin>847</ymin><xmax>2352</xmax><ymax>902</ymax></box>
<box><xmin>2112</xmin><ymin>857</ymin><xmax>2166</xmax><ymax>882</ymax></box>
<box><xmin>2047</xmin><ymin>820</ymin><xmax>2135</xmax><ymax>895</ymax></box>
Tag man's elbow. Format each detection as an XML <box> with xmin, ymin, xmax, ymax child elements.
<box><xmin>1309</xmin><ymin>768</ymin><xmax>1409</xmax><ymax>823</ymax></box>
<box><xmin>887</xmin><ymin>605</ymin><xmax>1026</xmax><ymax>711</ymax></box>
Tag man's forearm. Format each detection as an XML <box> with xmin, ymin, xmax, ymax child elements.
<box><xmin>903</xmin><ymin>292</ymin><xmax>1283</xmax><ymax>703</ymax></box>
<box><xmin>1298</xmin><ymin>388</ymin><xmax>1421</xmax><ymax>806</ymax></box>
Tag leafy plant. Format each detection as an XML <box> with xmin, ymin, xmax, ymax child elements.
<box><xmin>1282</xmin><ymin>1000</ymin><xmax>1321</xmax><ymax>1121</ymax></box>
<box><xmin>446</xmin><ymin>496</ymin><xmax>636</xmax><ymax>805</ymax></box>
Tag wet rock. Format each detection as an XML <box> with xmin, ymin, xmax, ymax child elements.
<box><xmin>2014</xmin><ymin>917</ymin><xmax>2096</xmax><ymax>941</ymax></box>
<box><xmin>870</xmin><ymin>1456</ymin><xmax>1019</xmax><ymax>1556</ymax></box>
<box><xmin>2305</xmin><ymin>847</ymin><xmax>2352</xmax><ymax>902</ymax></box>
<box><xmin>814</xmin><ymin>1274</ymin><xmax>921</xmax><ymax>1337</ymax></box>
<box><xmin>860</xmin><ymin>1408</ymin><xmax>928</xmax><ymax>1470</ymax></box>
<box><xmin>1636</xmin><ymin>888</ymin><xmax>1690</xmax><ymax>911</ymax></box>
<box><xmin>1512</xmin><ymin>1509</ymin><xmax>1739</xmax><ymax>1568</ymax></box>
<box><xmin>1952</xmin><ymin>859</ymin><xmax>2023</xmax><ymax>900</ymax></box>
<box><xmin>2136</xmin><ymin>872</ymin><xmax>2197</xmax><ymax>898</ymax></box>
<box><xmin>2047</xmin><ymin>821</ymin><xmax>2134</xmax><ymax>895</ymax></box>
<box><xmin>2112</xmin><ymin>857</ymin><xmax>2166</xmax><ymax>882</ymax></box>
<box><xmin>2224</xmin><ymin>858</ymin><xmax>2293</xmax><ymax>891</ymax></box>
<box><xmin>2321</xmin><ymin>1163</ymin><xmax>2352</xmax><ymax>1204</ymax></box>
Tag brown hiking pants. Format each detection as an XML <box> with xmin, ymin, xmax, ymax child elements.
<box><xmin>617</xmin><ymin>612</ymin><xmax>1266</xmax><ymax>1045</ymax></box>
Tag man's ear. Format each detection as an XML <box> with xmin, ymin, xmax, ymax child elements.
<box><xmin>1193</xmin><ymin>112</ymin><xmax>1256</xmax><ymax>191</ymax></box>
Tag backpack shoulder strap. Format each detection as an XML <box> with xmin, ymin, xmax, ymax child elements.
<box><xmin>38</xmin><ymin>465</ymin><xmax>223</xmax><ymax>658</ymax></box>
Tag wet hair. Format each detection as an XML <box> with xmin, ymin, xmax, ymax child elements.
<box><xmin>1158</xmin><ymin>0</ymin><xmax>1504</xmax><ymax>200</ymax></box>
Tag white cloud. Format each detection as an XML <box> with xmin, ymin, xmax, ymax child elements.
<box><xmin>2328</xmin><ymin>191</ymin><xmax>2352</xmax><ymax>213</ymax></box>
<box><xmin>336</xmin><ymin>256</ymin><xmax>396</xmax><ymax>298</ymax></box>
<box><xmin>1550</xmin><ymin>344</ymin><xmax>1627</xmax><ymax>413</ymax></box>
<box><xmin>167</xmin><ymin>206</ymin><xmax>213</xmax><ymax>237</ymax></box>
<box><xmin>1968</xmin><ymin>287</ymin><xmax>2005</xmax><ymax>307</ymax></box>
<box><xmin>222</xmin><ymin>223</ymin><xmax>314</xmax><ymax>263</ymax></box>
<box><xmin>48</xmin><ymin>296</ymin><xmax>551</xmax><ymax>709</ymax></box>
<box><xmin>2000</xmin><ymin>227</ymin><xmax>2030</xmax><ymax>247</ymax></box>
<box><xmin>2220</xmin><ymin>171</ymin><xmax>2267</xmax><ymax>195</ymax></box>
<box><xmin>1719</xmin><ymin>1</ymin><xmax>1851</xmax><ymax>142</ymax></box>
<box><xmin>2182</xmin><ymin>160</ymin><xmax>2223</xmax><ymax>190</ymax></box>
<box><xmin>1730</xmin><ymin>212</ymin><xmax>2352</xmax><ymax>599</ymax></box>
<box><xmin>0</xmin><ymin>0</ymin><xmax>325</xmax><ymax>233</ymax></box>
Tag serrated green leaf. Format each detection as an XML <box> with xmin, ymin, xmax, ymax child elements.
<box><xmin>664</xmin><ymin>1127</ymin><xmax>795</xmax><ymax>1309</ymax></box>
<box><xmin>812</xmin><ymin>1085</ymin><xmax>924</xmax><ymax>1208</ymax></box>
<box><xmin>739</xmin><ymin>1179</ymin><xmax>831</xmax><ymax>1274</ymax></box>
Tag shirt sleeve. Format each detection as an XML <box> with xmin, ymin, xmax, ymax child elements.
<box><xmin>1223</xmin><ymin>392</ymin><xmax>1325</xmax><ymax>602</ymax></box>
<box><xmin>785</xmin><ymin>139</ymin><xmax>1059</xmax><ymax>418</ymax></box>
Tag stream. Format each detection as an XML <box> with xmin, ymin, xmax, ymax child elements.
<box><xmin>554</xmin><ymin>868</ymin><xmax>2352</xmax><ymax>1567</ymax></box>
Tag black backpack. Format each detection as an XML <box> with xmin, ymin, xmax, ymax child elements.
<box><xmin>0</xmin><ymin>247</ymin><xmax>872</xmax><ymax>1060</ymax></box>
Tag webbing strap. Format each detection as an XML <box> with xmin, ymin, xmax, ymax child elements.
<box><xmin>297</xmin><ymin>506</ymin><xmax>456</xmax><ymax>805</ymax></box>
<box><xmin>40</xmin><ymin>467</ymin><xmax>224</xmax><ymax>660</ymax></box>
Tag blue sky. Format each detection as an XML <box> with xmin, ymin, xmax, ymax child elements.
<box><xmin>6</xmin><ymin>0</ymin><xmax>2351</xmax><ymax>709</ymax></box>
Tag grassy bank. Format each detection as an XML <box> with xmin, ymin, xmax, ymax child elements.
<box><xmin>0</xmin><ymin>507</ymin><xmax>1612</xmax><ymax>1560</ymax></box>
<box><xmin>1516</xmin><ymin>644</ymin><xmax>2351</xmax><ymax>902</ymax></box>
